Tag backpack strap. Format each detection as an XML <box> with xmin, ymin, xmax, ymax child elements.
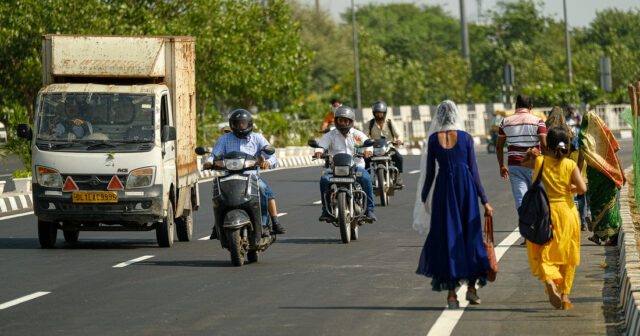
<box><xmin>534</xmin><ymin>159</ymin><xmax>545</xmax><ymax>185</ymax></box>
<box><xmin>387</xmin><ymin>119</ymin><xmax>398</xmax><ymax>140</ymax></box>
<box><xmin>368</xmin><ymin>119</ymin><xmax>376</xmax><ymax>136</ymax></box>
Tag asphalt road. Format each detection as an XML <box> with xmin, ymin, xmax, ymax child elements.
<box><xmin>0</xmin><ymin>140</ymin><xmax>633</xmax><ymax>335</ymax></box>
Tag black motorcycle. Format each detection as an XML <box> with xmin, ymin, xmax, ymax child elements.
<box><xmin>195</xmin><ymin>146</ymin><xmax>276</xmax><ymax>266</ymax></box>
<box><xmin>308</xmin><ymin>139</ymin><xmax>374</xmax><ymax>243</ymax></box>
<box><xmin>368</xmin><ymin>138</ymin><xmax>401</xmax><ymax>206</ymax></box>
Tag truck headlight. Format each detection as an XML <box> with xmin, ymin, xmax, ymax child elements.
<box><xmin>36</xmin><ymin>166</ymin><xmax>63</xmax><ymax>188</ymax></box>
<box><xmin>126</xmin><ymin>167</ymin><xmax>155</xmax><ymax>189</ymax></box>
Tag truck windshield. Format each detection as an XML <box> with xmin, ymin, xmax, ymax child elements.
<box><xmin>36</xmin><ymin>93</ymin><xmax>155</xmax><ymax>144</ymax></box>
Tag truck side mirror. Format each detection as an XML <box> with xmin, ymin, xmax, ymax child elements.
<box><xmin>17</xmin><ymin>123</ymin><xmax>32</xmax><ymax>140</ymax></box>
<box><xmin>161</xmin><ymin>125</ymin><xmax>176</xmax><ymax>142</ymax></box>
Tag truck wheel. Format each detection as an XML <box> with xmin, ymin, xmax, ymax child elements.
<box><xmin>176</xmin><ymin>210</ymin><xmax>193</xmax><ymax>242</ymax></box>
<box><xmin>156</xmin><ymin>201</ymin><xmax>175</xmax><ymax>247</ymax></box>
<box><xmin>377</xmin><ymin>168</ymin><xmax>388</xmax><ymax>206</ymax></box>
<box><xmin>248</xmin><ymin>250</ymin><xmax>260</xmax><ymax>263</ymax></box>
<box><xmin>227</xmin><ymin>228</ymin><xmax>245</xmax><ymax>266</ymax></box>
<box><xmin>338</xmin><ymin>192</ymin><xmax>351</xmax><ymax>244</ymax></box>
<box><xmin>63</xmin><ymin>230</ymin><xmax>79</xmax><ymax>243</ymax></box>
<box><xmin>38</xmin><ymin>220</ymin><xmax>58</xmax><ymax>248</ymax></box>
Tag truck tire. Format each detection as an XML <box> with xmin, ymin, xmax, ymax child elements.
<box><xmin>227</xmin><ymin>228</ymin><xmax>245</xmax><ymax>266</ymax></box>
<box><xmin>176</xmin><ymin>210</ymin><xmax>193</xmax><ymax>242</ymax></box>
<box><xmin>156</xmin><ymin>201</ymin><xmax>174</xmax><ymax>247</ymax></box>
<box><xmin>377</xmin><ymin>168</ymin><xmax>388</xmax><ymax>206</ymax></box>
<box><xmin>38</xmin><ymin>220</ymin><xmax>57</xmax><ymax>248</ymax></box>
<box><xmin>63</xmin><ymin>230</ymin><xmax>79</xmax><ymax>243</ymax></box>
<box><xmin>338</xmin><ymin>192</ymin><xmax>351</xmax><ymax>244</ymax></box>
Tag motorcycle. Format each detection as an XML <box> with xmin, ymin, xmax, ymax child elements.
<box><xmin>368</xmin><ymin>137</ymin><xmax>401</xmax><ymax>206</ymax></box>
<box><xmin>308</xmin><ymin>138</ymin><xmax>375</xmax><ymax>243</ymax></box>
<box><xmin>195</xmin><ymin>145</ymin><xmax>276</xmax><ymax>266</ymax></box>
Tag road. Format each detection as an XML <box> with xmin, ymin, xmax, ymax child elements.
<box><xmin>0</xmin><ymin>140</ymin><xmax>633</xmax><ymax>335</ymax></box>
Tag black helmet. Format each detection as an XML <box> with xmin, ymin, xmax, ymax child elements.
<box><xmin>334</xmin><ymin>106</ymin><xmax>355</xmax><ymax>133</ymax></box>
<box><xmin>228</xmin><ymin>109</ymin><xmax>253</xmax><ymax>139</ymax></box>
<box><xmin>372</xmin><ymin>100</ymin><xmax>387</xmax><ymax>121</ymax></box>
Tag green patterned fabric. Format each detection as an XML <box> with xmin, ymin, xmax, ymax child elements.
<box><xmin>587</xmin><ymin>166</ymin><xmax>621</xmax><ymax>239</ymax></box>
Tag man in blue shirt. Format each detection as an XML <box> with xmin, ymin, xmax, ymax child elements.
<box><xmin>203</xmin><ymin>109</ymin><xmax>286</xmax><ymax>235</ymax></box>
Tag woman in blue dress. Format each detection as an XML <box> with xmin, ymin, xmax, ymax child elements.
<box><xmin>413</xmin><ymin>100</ymin><xmax>494</xmax><ymax>309</ymax></box>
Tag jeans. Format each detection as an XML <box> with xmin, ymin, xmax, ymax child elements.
<box><xmin>576</xmin><ymin>189</ymin><xmax>591</xmax><ymax>228</ymax></box>
<box><xmin>320</xmin><ymin>166</ymin><xmax>374</xmax><ymax>214</ymax></box>
<box><xmin>258</xmin><ymin>175</ymin><xmax>274</xmax><ymax>226</ymax></box>
<box><xmin>508</xmin><ymin>165</ymin><xmax>534</xmax><ymax>210</ymax></box>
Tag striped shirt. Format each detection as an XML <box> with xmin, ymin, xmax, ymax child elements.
<box><xmin>498</xmin><ymin>108</ymin><xmax>547</xmax><ymax>166</ymax></box>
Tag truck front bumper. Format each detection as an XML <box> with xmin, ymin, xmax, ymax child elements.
<box><xmin>33</xmin><ymin>184</ymin><xmax>165</xmax><ymax>225</ymax></box>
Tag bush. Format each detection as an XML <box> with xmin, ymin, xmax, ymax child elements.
<box><xmin>11</xmin><ymin>170</ymin><xmax>32</xmax><ymax>178</ymax></box>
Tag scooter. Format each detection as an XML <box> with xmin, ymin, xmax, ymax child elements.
<box><xmin>195</xmin><ymin>145</ymin><xmax>276</xmax><ymax>266</ymax></box>
<box><xmin>368</xmin><ymin>137</ymin><xmax>401</xmax><ymax>206</ymax></box>
<box><xmin>308</xmin><ymin>139</ymin><xmax>374</xmax><ymax>243</ymax></box>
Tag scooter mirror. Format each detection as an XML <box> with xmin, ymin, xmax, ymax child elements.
<box><xmin>363</xmin><ymin>139</ymin><xmax>375</xmax><ymax>147</ymax></box>
<box><xmin>262</xmin><ymin>145</ymin><xmax>276</xmax><ymax>155</ymax></box>
<box><xmin>308</xmin><ymin>139</ymin><xmax>320</xmax><ymax>148</ymax></box>
<box><xmin>195</xmin><ymin>146</ymin><xmax>209</xmax><ymax>155</ymax></box>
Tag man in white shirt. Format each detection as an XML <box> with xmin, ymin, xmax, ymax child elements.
<box><xmin>314</xmin><ymin>106</ymin><xmax>376</xmax><ymax>222</ymax></box>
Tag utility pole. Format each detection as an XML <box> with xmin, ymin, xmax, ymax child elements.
<box><xmin>315</xmin><ymin>0</ymin><xmax>319</xmax><ymax>13</ymax></box>
<box><xmin>460</xmin><ymin>0</ymin><xmax>470</xmax><ymax>62</ymax></box>
<box><xmin>563</xmin><ymin>0</ymin><xmax>573</xmax><ymax>84</ymax></box>
<box><xmin>351</xmin><ymin>0</ymin><xmax>362</xmax><ymax>110</ymax></box>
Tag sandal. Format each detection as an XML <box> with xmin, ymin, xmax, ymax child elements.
<box><xmin>447</xmin><ymin>295</ymin><xmax>459</xmax><ymax>309</ymax></box>
<box><xmin>466</xmin><ymin>290</ymin><xmax>481</xmax><ymax>304</ymax></box>
<box><xmin>604</xmin><ymin>237</ymin><xmax>614</xmax><ymax>246</ymax></box>
<box><xmin>545</xmin><ymin>282</ymin><xmax>562</xmax><ymax>309</ymax></box>
<box><xmin>588</xmin><ymin>235</ymin><xmax>601</xmax><ymax>245</ymax></box>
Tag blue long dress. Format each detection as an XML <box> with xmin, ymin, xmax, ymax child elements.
<box><xmin>417</xmin><ymin>130</ymin><xmax>491</xmax><ymax>290</ymax></box>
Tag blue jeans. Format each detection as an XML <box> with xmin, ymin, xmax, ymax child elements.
<box><xmin>258</xmin><ymin>175</ymin><xmax>274</xmax><ymax>226</ymax></box>
<box><xmin>576</xmin><ymin>188</ymin><xmax>590</xmax><ymax>228</ymax></box>
<box><xmin>320</xmin><ymin>166</ymin><xmax>374</xmax><ymax>214</ymax></box>
<box><xmin>508</xmin><ymin>165</ymin><xmax>534</xmax><ymax>210</ymax></box>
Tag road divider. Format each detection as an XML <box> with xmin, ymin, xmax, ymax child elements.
<box><xmin>0</xmin><ymin>291</ymin><xmax>50</xmax><ymax>310</ymax></box>
<box><xmin>113</xmin><ymin>255</ymin><xmax>155</xmax><ymax>268</ymax></box>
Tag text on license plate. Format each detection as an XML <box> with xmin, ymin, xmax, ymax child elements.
<box><xmin>72</xmin><ymin>192</ymin><xmax>118</xmax><ymax>203</ymax></box>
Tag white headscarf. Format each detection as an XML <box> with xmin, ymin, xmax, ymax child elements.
<box><xmin>412</xmin><ymin>100</ymin><xmax>466</xmax><ymax>234</ymax></box>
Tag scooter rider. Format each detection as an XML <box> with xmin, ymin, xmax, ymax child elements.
<box><xmin>364</xmin><ymin>100</ymin><xmax>404</xmax><ymax>186</ymax></box>
<box><xmin>203</xmin><ymin>109</ymin><xmax>286</xmax><ymax>235</ymax></box>
<box><xmin>315</xmin><ymin>106</ymin><xmax>377</xmax><ymax>222</ymax></box>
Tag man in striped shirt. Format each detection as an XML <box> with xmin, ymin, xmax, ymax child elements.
<box><xmin>496</xmin><ymin>94</ymin><xmax>547</xmax><ymax>211</ymax></box>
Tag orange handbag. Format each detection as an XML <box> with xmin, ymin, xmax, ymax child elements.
<box><xmin>484</xmin><ymin>215</ymin><xmax>498</xmax><ymax>282</ymax></box>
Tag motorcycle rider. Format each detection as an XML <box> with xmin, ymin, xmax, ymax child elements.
<box><xmin>364</xmin><ymin>100</ymin><xmax>404</xmax><ymax>186</ymax></box>
<box><xmin>203</xmin><ymin>109</ymin><xmax>286</xmax><ymax>236</ymax></box>
<box><xmin>320</xmin><ymin>98</ymin><xmax>342</xmax><ymax>132</ymax></box>
<box><xmin>315</xmin><ymin>105</ymin><xmax>376</xmax><ymax>222</ymax></box>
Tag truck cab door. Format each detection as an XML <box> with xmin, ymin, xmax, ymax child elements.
<box><xmin>161</xmin><ymin>93</ymin><xmax>176</xmax><ymax>194</ymax></box>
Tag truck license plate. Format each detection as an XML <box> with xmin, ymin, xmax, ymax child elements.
<box><xmin>72</xmin><ymin>191</ymin><xmax>118</xmax><ymax>203</ymax></box>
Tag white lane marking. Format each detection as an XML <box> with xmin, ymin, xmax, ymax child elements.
<box><xmin>312</xmin><ymin>200</ymin><xmax>322</xmax><ymax>205</ymax></box>
<box><xmin>277</xmin><ymin>212</ymin><xmax>288</xmax><ymax>217</ymax></box>
<box><xmin>0</xmin><ymin>211</ymin><xmax>34</xmax><ymax>221</ymax></box>
<box><xmin>426</xmin><ymin>229</ymin><xmax>521</xmax><ymax>336</ymax></box>
<box><xmin>112</xmin><ymin>255</ymin><xmax>154</xmax><ymax>268</ymax></box>
<box><xmin>409</xmin><ymin>170</ymin><xmax>420</xmax><ymax>174</ymax></box>
<box><xmin>198</xmin><ymin>236</ymin><xmax>210</xmax><ymax>241</ymax></box>
<box><xmin>0</xmin><ymin>291</ymin><xmax>50</xmax><ymax>310</ymax></box>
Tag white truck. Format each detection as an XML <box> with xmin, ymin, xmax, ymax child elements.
<box><xmin>18</xmin><ymin>35</ymin><xmax>199</xmax><ymax>248</ymax></box>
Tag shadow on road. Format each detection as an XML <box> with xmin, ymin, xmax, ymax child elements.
<box><xmin>276</xmin><ymin>238</ymin><xmax>341</xmax><ymax>244</ymax></box>
<box><xmin>137</xmin><ymin>260</ymin><xmax>234</xmax><ymax>267</ymax></box>
<box><xmin>0</xmin><ymin>238</ymin><xmax>157</xmax><ymax>249</ymax></box>
<box><xmin>280</xmin><ymin>305</ymin><xmax>539</xmax><ymax>312</ymax></box>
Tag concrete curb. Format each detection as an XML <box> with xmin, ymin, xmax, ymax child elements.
<box><xmin>0</xmin><ymin>193</ymin><xmax>33</xmax><ymax>215</ymax></box>
<box><xmin>617</xmin><ymin>166</ymin><xmax>640</xmax><ymax>336</ymax></box>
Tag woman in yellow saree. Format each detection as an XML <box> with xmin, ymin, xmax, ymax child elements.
<box><xmin>577</xmin><ymin>111</ymin><xmax>625</xmax><ymax>245</ymax></box>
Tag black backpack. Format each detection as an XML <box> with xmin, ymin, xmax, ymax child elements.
<box><xmin>518</xmin><ymin>160</ymin><xmax>553</xmax><ymax>245</ymax></box>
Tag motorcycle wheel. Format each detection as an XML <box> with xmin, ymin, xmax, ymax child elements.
<box><xmin>38</xmin><ymin>219</ymin><xmax>58</xmax><ymax>248</ymax></box>
<box><xmin>487</xmin><ymin>143</ymin><xmax>496</xmax><ymax>153</ymax></box>
<box><xmin>248</xmin><ymin>250</ymin><xmax>260</xmax><ymax>263</ymax></box>
<box><xmin>377</xmin><ymin>168</ymin><xmax>388</xmax><ymax>206</ymax></box>
<box><xmin>227</xmin><ymin>228</ymin><xmax>245</xmax><ymax>266</ymax></box>
<box><xmin>156</xmin><ymin>200</ymin><xmax>174</xmax><ymax>248</ymax></box>
<box><xmin>337</xmin><ymin>192</ymin><xmax>351</xmax><ymax>244</ymax></box>
<box><xmin>350</xmin><ymin>224</ymin><xmax>359</xmax><ymax>241</ymax></box>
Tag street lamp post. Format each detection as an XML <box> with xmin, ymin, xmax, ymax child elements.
<box><xmin>351</xmin><ymin>0</ymin><xmax>362</xmax><ymax>110</ymax></box>
<box><xmin>563</xmin><ymin>0</ymin><xmax>573</xmax><ymax>84</ymax></box>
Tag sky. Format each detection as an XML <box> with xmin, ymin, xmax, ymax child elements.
<box><xmin>300</xmin><ymin>0</ymin><xmax>640</xmax><ymax>28</ymax></box>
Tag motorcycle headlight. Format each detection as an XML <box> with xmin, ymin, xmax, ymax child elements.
<box><xmin>334</xmin><ymin>165</ymin><xmax>350</xmax><ymax>176</ymax></box>
<box><xmin>373</xmin><ymin>148</ymin><xmax>386</xmax><ymax>156</ymax></box>
<box><xmin>36</xmin><ymin>166</ymin><xmax>63</xmax><ymax>188</ymax></box>
<box><xmin>126</xmin><ymin>167</ymin><xmax>155</xmax><ymax>189</ymax></box>
<box><xmin>225</xmin><ymin>158</ymin><xmax>245</xmax><ymax>171</ymax></box>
